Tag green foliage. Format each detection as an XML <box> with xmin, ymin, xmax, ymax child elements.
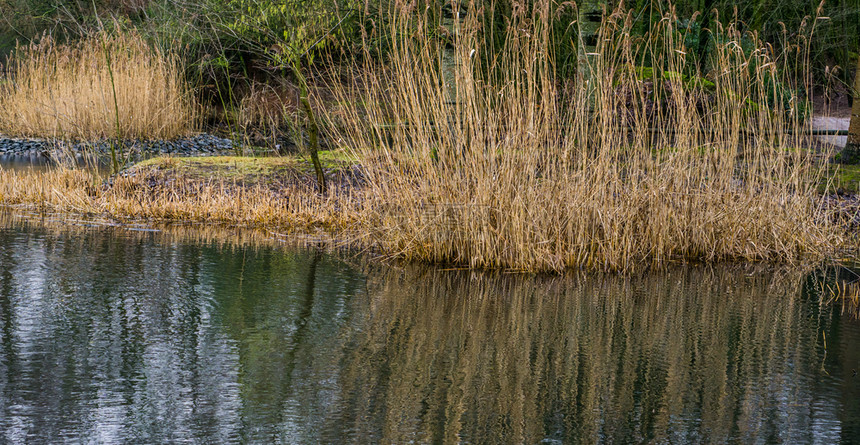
<box><xmin>476</xmin><ymin>0</ymin><xmax>584</xmax><ymax>80</ymax></box>
<box><xmin>222</xmin><ymin>0</ymin><xmax>359</xmax><ymax>62</ymax></box>
<box><xmin>836</xmin><ymin>146</ymin><xmax>860</xmax><ymax>166</ymax></box>
<box><xmin>680</xmin><ymin>0</ymin><xmax>860</xmax><ymax>87</ymax></box>
<box><xmin>821</xmin><ymin>164</ymin><xmax>860</xmax><ymax>191</ymax></box>
<box><xmin>634</xmin><ymin>67</ymin><xmax>716</xmax><ymax>92</ymax></box>
<box><xmin>1</xmin><ymin>0</ymin><xmax>854</xmax><ymax>136</ymax></box>
<box><xmin>0</xmin><ymin>0</ymin><xmax>152</xmax><ymax>61</ymax></box>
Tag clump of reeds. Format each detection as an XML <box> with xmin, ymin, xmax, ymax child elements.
<box><xmin>0</xmin><ymin>167</ymin><xmax>99</xmax><ymax>213</ymax></box>
<box><xmin>327</xmin><ymin>1</ymin><xmax>843</xmax><ymax>272</ymax></box>
<box><xmin>0</xmin><ymin>30</ymin><xmax>196</xmax><ymax>140</ymax></box>
<box><xmin>0</xmin><ymin>161</ymin><xmax>362</xmax><ymax>233</ymax></box>
<box><xmin>101</xmin><ymin>166</ymin><xmax>360</xmax><ymax>231</ymax></box>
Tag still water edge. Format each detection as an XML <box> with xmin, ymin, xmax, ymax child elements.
<box><xmin>0</xmin><ymin>214</ymin><xmax>858</xmax><ymax>444</ymax></box>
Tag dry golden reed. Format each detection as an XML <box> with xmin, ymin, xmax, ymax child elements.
<box><xmin>0</xmin><ymin>164</ymin><xmax>362</xmax><ymax>234</ymax></box>
<box><xmin>0</xmin><ymin>167</ymin><xmax>99</xmax><ymax>213</ymax></box>
<box><xmin>0</xmin><ymin>4</ymin><xmax>853</xmax><ymax>273</ymax></box>
<box><xmin>327</xmin><ymin>1</ymin><xmax>844</xmax><ymax>272</ymax></box>
<box><xmin>0</xmin><ymin>31</ymin><xmax>196</xmax><ymax>140</ymax></box>
<box><xmin>825</xmin><ymin>278</ymin><xmax>860</xmax><ymax>319</ymax></box>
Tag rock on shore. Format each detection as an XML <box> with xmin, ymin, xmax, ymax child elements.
<box><xmin>0</xmin><ymin>134</ymin><xmax>236</xmax><ymax>158</ymax></box>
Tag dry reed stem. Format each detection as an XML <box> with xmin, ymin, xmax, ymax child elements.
<box><xmin>826</xmin><ymin>278</ymin><xmax>860</xmax><ymax>319</ymax></box>
<box><xmin>0</xmin><ymin>3</ymin><xmax>853</xmax><ymax>273</ymax></box>
<box><xmin>0</xmin><ymin>31</ymin><xmax>196</xmax><ymax>140</ymax></box>
<box><xmin>325</xmin><ymin>1</ymin><xmax>846</xmax><ymax>272</ymax></box>
<box><xmin>0</xmin><ymin>166</ymin><xmax>363</xmax><ymax>235</ymax></box>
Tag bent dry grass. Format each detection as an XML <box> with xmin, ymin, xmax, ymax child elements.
<box><xmin>0</xmin><ymin>3</ymin><xmax>856</xmax><ymax>274</ymax></box>
<box><xmin>104</xmin><ymin>156</ymin><xmax>361</xmax><ymax>231</ymax></box>
<box><xmin>325</xmin><ymin>1</ymin><xmax>848</xmax><ymax>272</ymax></box>
<box><xmin>0</xmin><ymin>155</ymin><xmax>364</xmax><ymax>235</ymax></box>
<box><xmin>0</xmin><ymin>31</ymin><xmax>196</xmax><ymax>140</ymax></box>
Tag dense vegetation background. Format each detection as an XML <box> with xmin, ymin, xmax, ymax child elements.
<box><xmin>1</xmin><ymin>0</ymin><xmax>857</xmax><ymax>272</ymax></box>
<box><xmin>1</xmin><ymin>0</ymin><xmax>858</xmax><ymax>142</ymax></box>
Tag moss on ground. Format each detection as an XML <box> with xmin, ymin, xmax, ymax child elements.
<box><xmin>134</xmin><ymin>152</ymin><xmax>860</xmax><ymax>197</ymax></box>
<box><xmin>820</xmin><ymin>164</ymin><xmax>860</xmax><ymax>194</ymax></box>
<box><xmin>633</xmin><ymin>66</ymin><xmax>716</xmax><ymax>92</ymax></box>
<box><xmin>130</xmin><ymin>150</ymin><xmax>358</xmax><ymax>186</ymax></box>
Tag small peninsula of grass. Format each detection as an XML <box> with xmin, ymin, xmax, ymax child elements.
<box><xmin>0</xmin><ymin>152</ymin><xmax>364</xmax><ymax>234</ymax></box>
<box><xmin>132</xmin><ymin>152</ymin><xmax>357</xmax><ymax>183</ymax></box>
<box><xmin>1</xmin><ymin>1</ymin><xmax>858</xmax><ymax>273</ymax></box>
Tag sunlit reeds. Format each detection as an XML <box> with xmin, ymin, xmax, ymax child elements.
<box><xmin>0</xmin><ymin>2</ymin><xmax>854</xmax><ymax>273</ymax></box>
<box><xmin>327</xmin><ymin>1</ymin><xmax>843</xmax><ymax>272</ymax></box>
<box><xmin>0</xmin><ymin>162</ymin><xmax>362</xmax><ymax>233</ymax></box>
<box><xmin>0</xmin><ymin>31</ymin><xmax>196</xmax><ymax>140</ymax></box>
<box><xmin>0</xmin><ymin>167</ymin><xmax>99</xmax><ymax>213</ymax></box>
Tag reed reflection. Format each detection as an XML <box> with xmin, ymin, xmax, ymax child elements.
<box><xmin>0</xmin><ymin>214</ymin><xmax>857</xmax><ymax>443</ymax></box>
<box><xmin>334</xmin><ymin>266</ymin><xmax>846</xmax><ymax>444</ymax></box>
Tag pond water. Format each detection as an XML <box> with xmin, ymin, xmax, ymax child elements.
<box><xmin>0</xmin><ymin>154</ymin><xmax>105</xmax><ymax>173</ymax></box>
<box><xmin>0</xmin><ymin>214</ymin><xmax>859</xmax><ymax>444</ymax></box>
<box><xmin>0</xmin><ymin>155</ymin><xmax>60</xmax><ymax>172</ymax></box>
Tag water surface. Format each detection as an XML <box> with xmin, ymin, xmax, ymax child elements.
<box><xmin>0</xmin><ymin>154</ymin><xmax>105</xmax><ymax>173</ymax></box>
<box><xmin>0</xmin><ymin>214</ymin><xmax>858</xmax><ymax>443</ymax></box>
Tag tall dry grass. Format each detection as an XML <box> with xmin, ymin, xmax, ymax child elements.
<box><xmin>0</xmin><ymin>167</ymin><xmax>99</xmax><ymax>213</ymax></box>
<box><xmin>328</xmin><ymin>2</ymin><xmax>843</xmax><ymax>272</ymax></box>
<box><xmin>0</xmin><ymin>31</ymin><xmax>196</xmax><ymax>140</ymax></box>
<box><xmin>0</xmin><ymin>163</ymin><xmax>362</xmax><ymax>233</ymax></box>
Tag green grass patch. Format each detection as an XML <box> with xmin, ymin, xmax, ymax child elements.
<box><xmin>633</xmin><ymin>66</ymin><xmax>716</xmax><ymax>92</ymax></box>
<box><xmin>130</xmin><ymin>150</ymin><xmax>358</xmax><ymax>185</ymax></box>
<box><xmin>820</xmin><ymin>164</ymin><xmax>860</xmax><ymax>194</ymax></box>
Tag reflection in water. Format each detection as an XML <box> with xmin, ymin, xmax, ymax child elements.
<box><xmin>0</xmin><ymin>216</ymin><xmax>365</xmax><ymax>443</ymax></box>
<box><xmin>341</xmin><ymin>266</ymin><xmax>858</xmax><ymax>444</ymax></box>
<box><xmin>0</xmin><ymin>214</ymin><xmax>858</xmax><ymax>443</ymax></box>
<box><xmin>0</xmin><ymin>154</ymin><xmax>54</xmax><ymax>170</ymax></box>
<box><xmin>0</xmin><ymin>154</ymin><xmax>104</xmax><ymax>173</ymax></box>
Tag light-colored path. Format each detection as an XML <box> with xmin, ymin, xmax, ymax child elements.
<box><xmin>811</xmin><ymin>116</ymin><xmax>850</xmax><ymax>148</ymax></box>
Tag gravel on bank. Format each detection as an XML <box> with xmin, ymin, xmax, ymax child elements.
<box><xmin>0</xmin><ymin>134</ymin><xmax>237</xmax><ymax>158</ymax></box>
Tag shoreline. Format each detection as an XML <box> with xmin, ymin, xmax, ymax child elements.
<box><xmin>2</xmin><ymin>152</ymin><xmax>859</xmax><ymax>273</ymax></box>
<box><xmin>0</xmin><ymin>133</ymin><xmax>238</xmax><ymax>158</ymax></box>
<box><xmin>1</xmin><ymin>153</ymin><xmax>364</xmax><ymax>235</ymax></box>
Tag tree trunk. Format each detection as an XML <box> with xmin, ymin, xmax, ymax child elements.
<box><xmin>290</xmin><ymin>61</ymin><xmax>327</xmax><ymax>194</ymax></box>
<box><xmin>840</xmin><ymin>55</ymin><xmax>860</xmax><ymax>163</ymax></box>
